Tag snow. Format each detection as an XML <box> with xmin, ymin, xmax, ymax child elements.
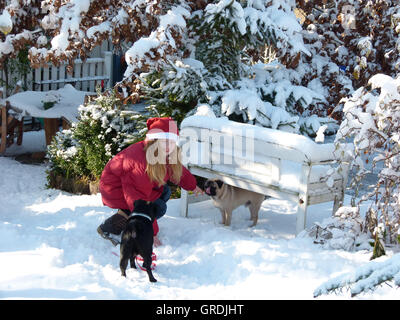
<box><xmin>193</xmin><ymin>104</ymin><xmax>216</xmax><ymax>118</ymax></box>
<box><xmin>124</xmin><ymin>4</ymin><xmax>190</xmax><ymax>74</ymax></box>
<box><xmin>51</xmin><ymin>32</ymin><xmax>69</xmax><ymax>52</ymax></box>
<box><xmin>221</xmin><ymin>89</ymin><xmax>264</xmax><ymax>121</ymax></box>
<box><xmin>315</xmin><ymin>124</ymin><xmax>328</xmax><ymax>143</ymax></box>
<box><xmin>0</xmin><ymin>10</ymin><xmax>12</xmax><ymax>35</ymax></box>
<box><xmin>314</xmin><ymin>252</ymin><xmax>400</xmax><ymax>298</ymax></box>
<box><xmin>125</xmin><ymin>36</ymin><xmax>160</xmax><ymax>68</ymax></box>
<box><xmin>368</xmin><ymin>74</ymin><xmax>400</xmax><ymax>101</ymax></box>
<box><xmin>87</xmin><ymin>21</ymin><xmax>112</xmax><ymax>40</ymax></box>
<box><xmin>159</xmin><ymin>6</ymin><xmax>190</xmax><ymax>30</ymax></box>
<box><xmin>1</xmin><ymin>131</ymin><xmax>399</xmax><ymax>299</ymax></box>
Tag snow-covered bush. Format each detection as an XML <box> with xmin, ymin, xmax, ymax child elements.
<box><xmin>300</xmin><ymin>206</ymin><xmax>371</xmax><ymax>252</ymax></box>
<box><xmin>334</xmin><ymin>73</ymin><xmax>400</xmax><ymax>257</ymax></box>
<box><xmin>47</xmin><ymin>90</ymin><xmax>146</xmax><ymax>184</ymax></box>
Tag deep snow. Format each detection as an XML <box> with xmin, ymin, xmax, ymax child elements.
<box><xmin>0</xmin><ymin>131</ymin><xmax>399</xmax><ymax>300</ymax></box>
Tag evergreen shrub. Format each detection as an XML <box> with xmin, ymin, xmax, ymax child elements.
<box><xmin>46</xmin><ymin>89</ymin><xmax>147</xmax><ymax>193</ymax></box>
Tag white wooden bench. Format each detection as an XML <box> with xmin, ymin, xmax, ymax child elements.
<box><xmin>179</xmin><ymin>116</ymin><xmax>350</xmax><ymax>235</ymax></box>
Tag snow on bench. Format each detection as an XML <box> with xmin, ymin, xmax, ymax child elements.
<box><xmin>179</xmin><ymin>115</ymin><xmax>350</xmax><ymax>235</ymax></box>
<box><xmin>3</xmin><ymin>84</ymin><xmax>92</xmax><ymax>124</ymax></box>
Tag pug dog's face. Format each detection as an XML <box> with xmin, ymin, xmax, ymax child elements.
<box><xmin>204</xmin><ymin>179</ymin><xmax>224</xmax><ymax>196</ymax></box>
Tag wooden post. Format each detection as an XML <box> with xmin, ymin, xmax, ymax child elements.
<box><xmin>180</xmin><ymin>189</ymin><xmax>189</xmax><ymax>218</ymax></box>
<box><xmin>332</xmin><ymin>162</ymin><xmax>350</xmax><ymax>215</ymax></box>
<box><xmin>104</xmin><ymin>51</ymin><xmax>113</xmax><ymax>89</ymax></box>
<box><xmin>51</xmin><ymin>65</ymin><xmax>58</xmax><ymax>90</ymax></box>
<box><xmin>61</xmin><ymin>117</ymin><xmax>71</xmax><ymax>130</ymax></box>
<box><xmin>74</xmin><ymin>61</ymin><xmax>82</xmax><ymax>91</ymax></box>
<box><xmin>89</xmin><ymin>61</ymin><xmax>96</xmax><ymax>92</ymax></box>
<box><xmin>43</xmin><ymin>66</ymin><xmax>50</xmax><ymax>91</ymax></box>
<box><xmin>44</xmin><ymin>118</ymin><xmax>59</xmax><ymax>145</ymax></box>
<box><xmin>34</xmin><ymin>65</ymin><xmax>42</xmax><ymax>91</ymax></box>
<box><xmin>296</xmin><ymin>164</ymin><xmax>312</xmax><ymax>235</ymax></box>
<box><xmin>16</xmin><ymin>116</ymin><xmax>23</xmax><ymax>146</ymax></box>
<box><xmin>59</xmin><ymin>63</ymin><xmax>66</xmax><ymax>91</ymax></box>
<box><xmin>0</xmin><ymin>105</ymin><xmax>7</xmax><ymax>154</ymax></box>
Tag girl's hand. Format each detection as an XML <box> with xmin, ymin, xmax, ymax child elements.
<box><xmin>193</xmin><ymin>185</ymin><xmax>204</xmax><ymax>196</ymax></box>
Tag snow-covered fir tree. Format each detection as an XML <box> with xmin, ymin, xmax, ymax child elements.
<box><xmin>0</xmin><ymin>0</ymin><xmax>343</xmax><ymax>136</ymax></box>
<box><xmin>139</xmin><ymin>0</ymin><xmax>338</xmax><ymax>135</ymax></box>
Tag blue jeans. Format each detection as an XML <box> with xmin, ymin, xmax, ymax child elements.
<box><xmin>153</xmin><ymin>184</ymin><xmax>171</xmax><ymax>219</ymax></box>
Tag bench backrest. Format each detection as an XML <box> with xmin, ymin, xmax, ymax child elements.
<box><xmin>180</xmin><ymin>116</ymin><xmax>339</xmax><ymax>190</ymax></box>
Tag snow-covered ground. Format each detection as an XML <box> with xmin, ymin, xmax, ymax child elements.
<box><xmin>0</xmin><ymin>131</ymin><xmax>399</xmax><ymax>300</ymax></box>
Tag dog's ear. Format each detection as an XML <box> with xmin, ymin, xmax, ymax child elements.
<box><xmin>216</xmin><ymin>180</ymin><xmax>224</xmax><ymax>188</ymax></box>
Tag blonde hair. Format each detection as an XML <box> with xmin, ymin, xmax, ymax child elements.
<box><xmin>144</xmin><ymin>140</ymin><xmax>183</xmax><ymax>187</ymax></box>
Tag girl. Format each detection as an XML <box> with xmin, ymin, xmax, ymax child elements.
<box><xmin>97</xmin><ymin>117</ymin><xmax>203</xmax><ymax>246</ymax></box>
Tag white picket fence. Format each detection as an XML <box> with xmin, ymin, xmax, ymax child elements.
<box><xmin>0</xmin><ymin>50</ymin><xmax>113</xmax><ymax>97</ymax></box>
<box><xmin>33</xmin><ymin>51</ymin><xmax>113</xmax><ymax>92</ymax></box>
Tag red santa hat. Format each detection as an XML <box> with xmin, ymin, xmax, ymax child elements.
<box><xmin>145</xmin><ymin>117</ymin><xmax>179</xmax><ymax>143</ymax></box>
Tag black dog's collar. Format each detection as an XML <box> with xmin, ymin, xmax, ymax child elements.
<box><xmin>130</xmin><ymin>213</ymin><xmax>152</xmax><ymax>221</ymax></box>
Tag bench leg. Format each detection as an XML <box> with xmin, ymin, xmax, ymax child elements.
<box><xmin>1</xmin><ymin>106</ymin><xmax>7</xmax><ymax>154</ymax></box>
<box><xmin>296</xmin><ymin>197</ymin><xmax>308</xmax><ymax>236</ymax></box>
<box><xmin>332</xmin><ymin>192</ymin><xmax>343</xmax><ymax>215</ymax></box>
<box><xmin>180</xmin><ymin>189</ymin><xmax>189</xmax><ymax>218</ymax></box>
<box><xmin>296</xmin><ymin>164</ymin><xmax>311</xmax><ymax>235</ymax></box>
<box><xmin>16</xmin><ymin>117</ymin><xmax>23</xmax><ymax>145</ymax></box>
<box><xmin>332</xmin><ymin>162</ymin><xmax>349</xmax><ymax>215</ymax></box>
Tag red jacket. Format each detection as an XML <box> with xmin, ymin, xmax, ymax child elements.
<box><xmin>99</xmin><ymin>140</ymin><xmax>197</xmax><ymax>235</ymax></box>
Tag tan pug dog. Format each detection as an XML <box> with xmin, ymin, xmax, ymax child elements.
<box><xmin>204</xmin><ymin>179</ymin><xmax>265</xmax><ymax>227</ymax></box>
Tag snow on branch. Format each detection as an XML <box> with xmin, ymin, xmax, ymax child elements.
<box><xmin>334</xmin><ymin>73</ymin><xmax>400</xmax><ymax>255</ymax></box>
<box><xmin>124</xmin><ymin>5</ymin><xmax>191</xmax><ymax>78</ymax></box>
<box><xmin>314</xmin><ymin>253</ymin><xmax>400</xmax><ymax>297</ymax></box>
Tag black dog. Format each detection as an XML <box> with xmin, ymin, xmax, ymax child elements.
<box><xmin>120</xmin><ymin>200</ymin><xmax>157</xmax><ymax>282</ymax></box>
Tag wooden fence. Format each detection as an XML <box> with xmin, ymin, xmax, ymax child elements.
<box><xmin>33</xmin><ymin>52</ymin><xmax>112</xmax><ymax>92</ymax></box>
<box><xmin>0</xmin><ymin>51</ymin><xmax>113</xmax><ymax>97</ymax></box>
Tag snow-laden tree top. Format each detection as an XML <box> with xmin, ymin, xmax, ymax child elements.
<box><xmin>0</xmin><ymin>0</ymin><xmax>305</xmax><ymax>77</ymax></box>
